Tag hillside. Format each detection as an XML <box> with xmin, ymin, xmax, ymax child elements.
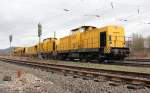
<box><xmin>0</xmin><ymin>47</ymin><xmax>16</xmax><ymax>55</ymax></box>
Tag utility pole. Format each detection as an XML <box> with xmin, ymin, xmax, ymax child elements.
<box><xmin>54</xmin><ymin>31</ymin><xmax>56</xmax><ymax>39</ymax></box>
<box><xmin>38</xmin><ymin>23</ymin><xmax>42</xmax><ymax>59</ymax></box>
<box><xmin>9</xmin><ymin>35</ymin><xmax>12</xmax><ymax>56</ymax></box>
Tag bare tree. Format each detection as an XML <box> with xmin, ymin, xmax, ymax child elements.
<box><xmin>146</xmin><ymin>36</ymin><xmax>150</xmax><ymax>48</ymax></box>
<box><xmin>131</xmin><ymin>33</ymin><xmax>144</xmax><ymax>50</ymax></box>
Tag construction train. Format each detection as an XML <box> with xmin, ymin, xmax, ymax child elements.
<box><xmin>12</xmin><ymin>25</ymin><xmax>130</xmax><ymax>62</ymax></box>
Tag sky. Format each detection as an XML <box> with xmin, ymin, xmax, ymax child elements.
<box><xmin>0</xmin><ymin>0</ymin><xmax>150</xmax><ymax>49</ymax></box>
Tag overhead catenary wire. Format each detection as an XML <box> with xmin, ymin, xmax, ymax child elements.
<box><xmin>107</xmin><ymin>0</ymin><xmax>150</xmax><ymax>25</ymax></box>
<box><xmin>110</xmin><ymin>1</ymin><xmax>118</xmax><ymax>24</ymax></box>
<box><xmin>61</xmin><ymin>0</ymin><xmax>146</xmax><ymax>24</ymax></box>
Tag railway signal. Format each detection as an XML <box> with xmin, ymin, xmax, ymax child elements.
<box><xmin>9</xmin><ymin>35</ymin><xmax>12</xmax><ymax>43</ymax></box>
<box><xmin>9</xmin><ymin>35</ymin><xmax>13</xmax><ymax>56</ymax></box>
<box><xmin>38</xmin><ymin>23</ymin><xmax>42</xmax><ymax>59</ymax></box>
<box><xmin>137</xmin><ymin>8</ymin><xmax>140</xmax><ymax>14</ymax></box>
<box><xmin>110</xmin><ymin>2</ymin><xmax>114</xmax><ymax>9</ymax></box>
<box><xmin>38</xmin><ymin>23</ymin><xmax>42</xmax><ymax>37</ymax></box>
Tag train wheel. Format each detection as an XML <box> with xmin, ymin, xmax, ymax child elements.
<box><xmin>98</xmin><ymin>56</ymin><xmax>105</xmax><ymax>63</ymax></box>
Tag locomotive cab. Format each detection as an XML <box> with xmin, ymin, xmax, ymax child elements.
<box><xmin>99</xmin><ymin>26</ymin><xmax>130</xmax><ymax>60</ymax></box>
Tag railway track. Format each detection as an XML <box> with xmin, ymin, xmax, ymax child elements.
<box><xmin>63</xmin><ymin>59</ymin><xmax>150</xmax><ymax>67</ymax></box>
<box><xmin>126</xmin><ymin>59</ymin><xmax>150</xmax><ymax>62</ymax></box>
<box><xmin>108</xmin><ymin>61</ymin><xmax>150</xmax><ymax>67</ymax></box>
<box><xmin>0</xmin><ymin>57</ymin><xmax>150</xmax><ymax>87</ymax></box>
<box><xmin>3</xmin><ymin>56</ymin><xmax>150</xmax><ymax>67</ymax></box>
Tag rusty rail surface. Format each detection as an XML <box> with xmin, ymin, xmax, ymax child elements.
<box><xmin>0</xmin><ymin>57</ymin><xmax>150</xmax><ymax>86</ymax></box>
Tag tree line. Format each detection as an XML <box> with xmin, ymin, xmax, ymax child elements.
<box><xmin>128</xmin><ymin>33</ymin><xmax>150</xmax><ymax>49</ymax></box>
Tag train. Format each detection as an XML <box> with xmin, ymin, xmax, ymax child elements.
<box><xmin>12</xmin><ymin>25</ymin><xmax>130</xmax><ymax>62</ymax></box>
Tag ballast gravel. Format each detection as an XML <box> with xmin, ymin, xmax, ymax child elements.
<box><xmin>0</xmin><ymin>61</ymin><xmax>149</xmax><ymax>93</ymax></box>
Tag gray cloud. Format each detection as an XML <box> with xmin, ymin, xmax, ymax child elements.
<box><xmin>0</xmin><ymin>0</ymin><xmax>150</xmax><ymax>49</ymax></box>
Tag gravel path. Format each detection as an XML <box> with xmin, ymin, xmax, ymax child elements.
<box><xmin>0</xmin><ymin>61</ymin><xmax>149</xmax><ymax>93</ymax></box>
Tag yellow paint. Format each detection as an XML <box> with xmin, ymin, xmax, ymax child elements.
<box><xmin>42</xmin><ymin>38</ymin><xmax>56</xmax><ymax>53</ymax></box>
<box><xmin>13</xmin><ymin>25</ymin><xmax>126</xmax><ymax>55</ymax></box>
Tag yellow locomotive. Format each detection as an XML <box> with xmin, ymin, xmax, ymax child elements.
<box><xmin>13</xmin><ymin>25</ymin><xmax>130</xmax><ymax>62</ymax></box>
<box><xmin>41</xmin><ymin>38</ymin><xmax>57</xmax><ymax>58</ymax></box>
<box><xmin>56</xmin><ymin>25</ymin><xmax>129</xmax><ymax>61</ymax></box>
<box><xmin>13</xmin><ymin>47</ymin><xmax>25</xmax><ymax>56</ymax></box>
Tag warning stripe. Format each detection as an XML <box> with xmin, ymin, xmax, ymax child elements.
<box><xmin>104</xmin><ymin>47</ymin><xmax>111</xmax><ymax>54</ymax></box>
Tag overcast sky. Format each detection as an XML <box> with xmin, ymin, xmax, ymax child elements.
<box><xmin>0</xmin><ymin>0</ymin><xmax>150</xmax><ymax>49</ymax></box>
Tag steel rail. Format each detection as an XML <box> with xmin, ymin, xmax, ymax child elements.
<box><xmin>108</xmin><ymin>61</ymin><xmax>150</xmax><ymax>67</ymax></box>
<box><xmin>126</xmin><ymin>59</ymin><xmax>150</xmax><ymax>62</ymax></box>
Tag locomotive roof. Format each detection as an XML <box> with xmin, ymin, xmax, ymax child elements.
<box><xmin>43</xmin><ymin>37</ymin><xmax>57</xmax><ymax>41</ymax></box>
<box><xmin>71</xmin><ymin>26</ymin><xmax>97</xmax><ymax>31</ymax></box>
